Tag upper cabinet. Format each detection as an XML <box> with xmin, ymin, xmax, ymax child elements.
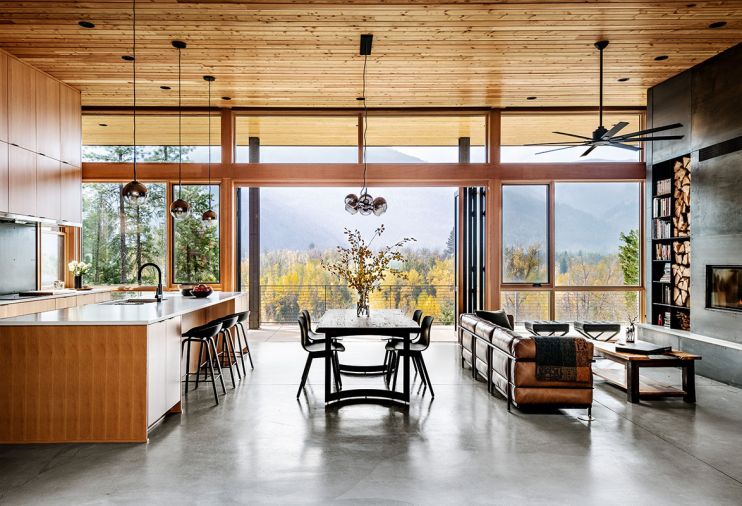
<box><xmin>8</xmin><ymin>57</ymin><xmax>36</xmax><ymax>152</ymax></box>
<box><xmin>8</xmin><ymin>144</ymin><xmax>36</xmax><ymax>217</ymax></box>
<box><xmin>36</xmin><ymin>154</ymin><xmax>61</xmax><ymax>221</ymax></box>
<box><xmin>0</xmin><ymin>142</ymin><xmax>8</xmax><ymax>213</ymax></box>
<box><xmin>60</xmin><ymin>84</ymin><xmax>81</xmax><ymax>167</ymax></box>
<box><xmin>36</xmin><ymin>73</ymin><xmax>61</xmax><ymax>161</ymax></box>
<box><xmin>60</xmin><ymin>163</ymin><xmax>81</xmax><ymax>223</ymax></box>
<box><xmin>0</xmin><ymin>52</ymin><xmax>8</xmax><ymax>142</ymax></box>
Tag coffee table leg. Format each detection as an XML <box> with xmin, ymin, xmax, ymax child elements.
<box><xmin>325</xmin><ymin>332</ymin><xmax>332</xmax><ymax>402</ymax></box>
<box><xmin>626</xmin><ymin>362</ymin><xmax>640</xmax><ymax>403</ymax></box>
<box><xmin>683</xmin><ymin>361</ymin><xmax>696</xmax><ymax>403</ymax></box>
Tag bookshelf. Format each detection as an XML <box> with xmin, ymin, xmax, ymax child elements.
<box><xmin>650</xmin><ymin>156</ymin><xmax>691</xmax><ymax>330</ymax></box>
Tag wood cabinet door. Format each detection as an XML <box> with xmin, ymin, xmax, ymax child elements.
<box><xmin>165</xmin><ymin>317</ymin><xmax>182</xmax><ymax>409</ymax></box>
<box><xmin>60</xmin><ymin>162</ymin><xmax>81</xmax><ymax>223</ymax></box>
<box><xmin>8</xmin><ymin>144</ymin><xmax>36</xmax><ymax>216</ymax></box>
<box><xmin>36</xmin><ymin>154</ymin><xmax>61</xmax><ymax>220</ymax></box>
<box><xmin>147</xmin><ymin>321</ymin><xmax>168</xmax><ymax>428</ymax></box>
<box><xmin>0</xmin><ymin>52</ymin><xmax>8</xmax><ymax>142</ymax></box>
<box><xmin>8</xmin><ymin>58</ymin><xmax>36</xmax><ymax>152</ymax></box>
<box><xmin>35</xmin><ymin>74</ymin><xmax>61</xmax><ymax>161</ymax></box>
<box><xmin>0</xmin><ymin>141</ymin><xmax>7</xmax><ymax>212</ymax></box>
<box><xmin>59</xmin><ymin>85</ymin><xmax>81</xmax><ymax>167</ymax></box>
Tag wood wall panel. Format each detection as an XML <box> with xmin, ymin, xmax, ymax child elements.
<box><xmin>0</xmin><ymin>52</ymin><xmax>7</xmax><ymax>142</ymax></box>
<box><xmin>7</xmin><ymin>58</ymin><xmax>36</xmax><ymax>151</ymax></box>
<box><xmin>8</xmin><ymin>144</ymin><xmax>36</xmax><ymax>216</ymax></box>
<box><xmin>0</xmin><ymin>325</ymin><xmax>148</xmax><ymax>443</ymax></box>
<box><xmin>0</xmin><ymin>141</ymin><xmax>7</xmax><ymax>212</ymax></box>
<box><xmin>35</xmin><ymin>74</ymin><xmax>60</xmax><ymax>160</ymax></box>
<box><xmin>60</xmin><ymin>162</ymin><xmax>81</xmax><ymax>223</ymax></box>
<box><xmin>60</xmin><ymin>84</ymin><xmax>81</xmax><ymax>167</ymax></box>
<box><xmin>36</xmin><ymin>154</ymin><xmax>61</xmax><ymax>220</ymax></box>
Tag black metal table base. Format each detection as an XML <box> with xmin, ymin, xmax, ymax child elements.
<box><xmin>324</xmin><ymin>388</ymin><xmax>408</xmax><ymax>406</ymax></box>
<box><xmin>338</xmin><ymin>363</ymin><xmax>389</xmax><ymax>375</ymax></box>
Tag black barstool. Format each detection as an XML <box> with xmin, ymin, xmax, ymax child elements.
<box><xmin>211</xmin><ymin>315</ymin><xmax>241</xmax><ymax>387</ymax></box>
<box><xmin>181</xmin><ymin>321</ymin><xmax>226</xmax><ymax>404</ymax></box>
<box><xmin>222</xmin><ymin>311</ymin><xmax>253</xmax><ymax>376</ymax></box>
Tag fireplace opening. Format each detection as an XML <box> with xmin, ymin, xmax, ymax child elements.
<box><xmin>706</xmin><ymin>266</ymin><xmax>742</xmax><ymax>313</ymax></box>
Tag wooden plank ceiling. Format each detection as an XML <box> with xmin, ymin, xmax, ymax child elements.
<box><xmin>0</xmin><ymin>1</ymin><xmax>740</xmax><ymax>109</ymax></box>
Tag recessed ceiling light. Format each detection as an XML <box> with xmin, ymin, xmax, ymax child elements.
<box><xmin>222</xmin><ymin>96</ymin><xmax>231</xmax><ymax>101</ymax></box>
<box><xmin>122</xmin><ymin>55</ymin><xmax>135</xmax><ymax>61</ymax></box>
<box><xmin>356</xmin><ymin>96</ymin><xmax>365</xmax><ymax>101</ymax></box>
<box><xmin>78</xmin><ymin>21</ymin><xmax>95</xmax><ymax>29</ymax></box>
<box><xmin>526</xmin><ymin>96</ymin><xmax>537</xmax><ymax>100</ymax></box>
<box><xmin>98</xmin><ymin>123</ymin><xmax>108</xmax><ymax>127</ymax></box>
<box><xmin>654</xmin><ymin>55</ymin><xmax>669</xmax><ymax>61</ymax></box>
<box><xmin>686</xmin><ymin>3</ymin><xmax>696</xmax><ymax>7</ymax></box>
<box><xmin>618</xmin><ymin>77</ymin><xmax>630</xmax><ymax>82</ymax></box>
<box><xmin>708</xmin><ymin>21</ymin><xmax>727</xmax><ymax>29</ymax></box>
<box><xmin>160</xmin><ymin>85</ymin><xmax>171</xmax><ymax>90</ymax></box>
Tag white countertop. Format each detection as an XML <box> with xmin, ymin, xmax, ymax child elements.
<box><xmin>0</xmin><ymin>292</ymin><xmax>245</xmax><ymax>326</ymax></box>
<box><xmin>0</xmin><ymin>288</ymin><xmax>113</xmax><ymax>306</ymax></box>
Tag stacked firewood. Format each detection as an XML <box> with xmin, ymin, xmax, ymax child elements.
<box><xmin>676</xmin><ymin>311</ymin><xmax>690</xmax><ymax>331</ymax></box>
<box><xmin>672</xmin><ymin>157</ymin><xmax>691</xmax><ymax>309</ymax></box>
<box><xmin>673</xmin><ymin>157</ymin><xmax>691</xmax><ymax>237</ymax></box>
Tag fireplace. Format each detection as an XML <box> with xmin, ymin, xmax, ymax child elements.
<box><xmin>706</xmin><ymin>266</ymin><xmax>742</xmax><ymax>313</ymax></box>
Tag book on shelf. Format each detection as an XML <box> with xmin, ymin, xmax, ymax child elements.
<box><xmin>652</xmin><ymin>219</ymin><xmax>673</xmax><ymax>239</ymax></box>
<box><xmin>656</xmin><ymin>178</ymin><xmax>672</xmax><ymax>195</ymax></box>
<box><xmin>655</xmin><ymin>243</ymin><xmax>672</xmax><ymax>261</ymax></box>
<box><xmin>664</xmin><ymin>311</ymin><xmax>671</xmax><ymax>328</ymax></box>
<box><xmin>659</xmin><ymin>263</ymin><xmax>671</xmax><ymax>283</ymax></box>
<box><xmin>652</xmin><ymin>196</ymin><xmax>672</xmax><ymax>218</ymax></box>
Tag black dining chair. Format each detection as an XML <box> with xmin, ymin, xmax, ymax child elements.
<box><xmin>297</xmin><ymin>314</ymin><xmax>345</xmax><ymax>398</ymax></box>
<box><xmin>387</xmin><ymin>315</ymin><xmax>434</xmax><ymax>397</ymax></box>
<box><xmin>300</xmin><ymin>309</ymin><xmax>324</xmax><ymax>343</ymax></box>
<box><xmin>384</xmin><ymin>309</ymin><xmax>424</xmax><ymax>376</ymax></box>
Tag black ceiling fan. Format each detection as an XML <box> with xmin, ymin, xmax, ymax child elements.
<box><xmin>530</xmin><ymin>40</ymin><xmax>684</xmax><ymax>157</ymax></box>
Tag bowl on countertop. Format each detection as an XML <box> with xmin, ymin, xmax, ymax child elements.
<box><xmin>180</xmin><ymin>284</ymin><xmax>195</xmax><ymax>297</ymax></box>
<box><xmin>191</xmin><ymin>284</ymin><xmax>213</xmax><ymax>298</ymax></box>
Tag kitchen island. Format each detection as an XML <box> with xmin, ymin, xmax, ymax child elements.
<box><xmin>0</xmin><ymin>292</ymin><xmax>247</xmax><ymax>444</ymax></box>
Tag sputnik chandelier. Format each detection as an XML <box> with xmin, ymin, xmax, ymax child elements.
<box><xmin>344</xmin><ymin>34</ymin><xmax>387</xmax><ymax>216</ymax></box>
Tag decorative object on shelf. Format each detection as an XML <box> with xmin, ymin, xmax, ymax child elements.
<box><xmin>202</xmin><ymin>75</ymin><xmax>218</xmax><ymax>223</ymax></box>
<box><xmin>121</xmin><ymin>0</ymin><xmax>147</xmax><ymax>205</ymax></box>
<box><xmin>322</xmin><ymin>225</ymin><xmax>415</xmax><ymax>317</ymax></box>
<box><xmin>68</xmin><ymin>261</ymin><xmax>90</xmax><ymax>289</ymax></box>
<box><xmin>344</xmin><ymin>34</ymin><xmax>387</xmax><ymax>216</ymax></box>
<box><xmin>191</xmin><ymin>284</ymin><xmax>213</xmax><ymax>298</ymax></box>
<box><xmin>529</xmin><ymin>40</ymin><xmax>684</xmax><ymax>157</ymax></box>
<box><xmin>170</xmin><ymin>40</ymin><xmax>190</xmax><ymax>220</ymax></box>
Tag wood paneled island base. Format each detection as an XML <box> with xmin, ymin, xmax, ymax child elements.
<box><xmin>0</xmin><ymin>292</ymin><xmax>247</xmax><ymax>443</ymax></box>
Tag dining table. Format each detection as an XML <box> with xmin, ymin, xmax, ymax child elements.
<box><xmin>315</xmin><ymin>308</ymin><xmax>420</xmax><ymax>407</ymax></box>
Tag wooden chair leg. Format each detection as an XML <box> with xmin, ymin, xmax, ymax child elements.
<box><xmin>297</xmin><ymin>355</ymin><xmax>313</xmax><ymax>398</ymax></box>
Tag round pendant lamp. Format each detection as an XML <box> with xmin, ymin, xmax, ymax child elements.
<box><xmin>202</xmin><ymin>75</ymin><xmax>217</xmax><ymax>223</ymax></box>
<box><xmin>122</xmin><ymin>0</ymin><xmax>147</xmax><ymax>205</ymax></box>
<box><xmin>170</xmin><ymin>40</ymin><xmax>190</xmax><ymax>220</ymax></box>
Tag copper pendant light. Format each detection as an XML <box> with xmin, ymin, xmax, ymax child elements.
<box><xmin>202</xmin><ymin>75</ymin><xmax>217</xmax><ymax>223</ymax></box>
<box><xmin>121</xmin><ymin>0</ymin><xmax>147</xmax><ymax>205</ymax></box>
<box><xmin>344</xmin><ymin>34</ymin><xmax>387</xmax><ymax>217</ymax></box>
<box><xmin>170</xmin><ymin>40</ymin><xmax>190</xmax><ymax>220</ymax></box>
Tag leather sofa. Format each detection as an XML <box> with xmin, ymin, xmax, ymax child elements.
<box><xmin>459</xmin><ymin>313</ymin><xmax>593</xmax><ymax>414</ymax></box>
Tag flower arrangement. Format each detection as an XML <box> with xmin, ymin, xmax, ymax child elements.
<box><xmin>322</xmin><ymin>225</ymin><xmax>415</xmax><ymax>316</ymax></box>
<box><xmin>68</xmin><ymin>261</ymin><xmax>91</xmax><ymax>289</ymax></box>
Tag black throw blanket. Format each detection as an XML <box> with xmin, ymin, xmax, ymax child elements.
<box><xmin>533</xmin><ymin>337</ymin><xmax>591</xmax><ymax>382</ymax></box>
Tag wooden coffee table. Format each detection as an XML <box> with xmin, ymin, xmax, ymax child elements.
<box><xmin>592</xmin><ymin>341</ymin><xmax>701</xmax><ymax>403</ymax></box>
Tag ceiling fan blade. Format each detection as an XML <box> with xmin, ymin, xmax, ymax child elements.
<box><xmin>552</xmin><ymin>131</ymin><xmax>593</xmax><ymax>140</ymax></box>
<box><xmin>619</xmin><ymin>136</ymin><xmax>684</xmax><ymax>142</ymax></box>
<box><xmin>580</xmin><ymin>145</ymin><xmax>597</xmax><ymax>157</ymax></box>
<box><xmin>524</xmin><ymin>141</ymin><xmax>586</xmax><ymax>146</ymax></box>
<box><xmin>601</xmin><ymin>121</ymin><xmax>629</xmax><ymax>140</ymax></box>
<box><xmin>608</xmin><ymin>142</ymin><xmax>642</xmax><ymax>152</ymax></box>
<box><xmin>614</xmin><ymin>123</ymin><xmax>683</xmax><ymax>139</ymax></box>
<box><xmin>535</xmin><ymin>145</ymin><xmax>582</xmax><ymax>155</ymax></box>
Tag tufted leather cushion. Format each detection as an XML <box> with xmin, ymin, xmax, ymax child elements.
<box><xmin>460</xmin><ymin>313</ymin><xmax>479</xmax><ymax>333</ymax></box>
<box><xmin>474</xmin><ymin>320</ymin><xmax>498</xmax><ymax>342</ymax></box>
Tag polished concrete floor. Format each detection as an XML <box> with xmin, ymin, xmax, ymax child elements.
<box><xmin>2</xmin><ymin>338</ymin><xmax>742</xmax><ymax>505</ymax></box>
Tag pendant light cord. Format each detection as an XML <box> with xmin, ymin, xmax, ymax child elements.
<box><xmin>598</xmin><ymin>45</ymin><xmax>604</xmax><ymax>128</ymax></box>
<box><xmin>177</xmin><ymin>45</ymin><xmax>183</xmax><ymax>199</ymax></box>
<box><xmin>361</xmin><ymin>52</ymin><xmax>368</xmax><ymax>195</ymax></box>
<box><xmin>207</xmin><ymin>78</ymin><xmax>212</xmax><ymax>209</ymax></box>
<box><xmin>132</xmin><ymin>0</ymin><xmax>137</xmax><ymax>179</ymax></box>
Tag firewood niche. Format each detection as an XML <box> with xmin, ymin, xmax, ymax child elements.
<box><xmin>672</xmin><ymin>157</ymin><xmax>691</xmax><ymax>329</ymax></box>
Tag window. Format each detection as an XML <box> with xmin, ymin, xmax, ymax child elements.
<box><xmin>82</xmin><ymin>183</ymin><xmax>167</xmax><ymax>285</ymax></box>
<box><xmin>40</xmin><ymin>227</ymin><xmax>65</xmax><ymax>288</ymax></box>
<box><xmin>555</xmin><ymin>182</ymin><xmax>641</xmax><ymax>287</ymax></box>
<box><xmin>501</xmin><ymin>291</ymin><xmax>550</xmax><ymax>322</ymax></box>
<box><xmin>82</xmin><ymin>115</ymin><xmax>221</xmax><ymax>163</ymax></box>
<box><xmin>555</xmin><ymin>291</ymin><xmax>641</xmax><ymax>321</ymax></box>
<box><xmin>235</xmin><ymin>116</ymin><xmax>358</xmax><ymax>163</ymax></box>
<box><xmin>502</xmin><ymin>185</ymin><xmax>548</xmax><ymax>284</ymax></box>
<box><xmin>366</xmin><ymin>115</ymin><xmax>486</xmax><ymax>163</ymax></box>
<box><xmin>500</xmin><ymin>112</ymin><xmax>643</xmax><ymax>163</ymax></box>
<box><xmin>173</xmin><ymin>185</ymin><xmax>220</xmax><ymax>284</ymax></box>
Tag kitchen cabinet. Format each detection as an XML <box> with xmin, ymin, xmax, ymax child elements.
<box><xmin>35</xmin><ymin>74</ymin><xmax>61</xmax><ymax>160</ymax></box>
<box><xmin>8</xmin><ymin>58</ymin><xmax>36</xmax><ymax>152</ymax></box>
<box><xmin>147</xmin><ymin>316</ymin><xmax>183</xmax><ymax>428</ymax></box>
<box><xmin>60</xmin><ymin>84</ymin><xmax>81</xmax><ymax>167</ymax></box>
<box><xmin>60</xmin><ymin>162</ymin><xmax>81</xmax><ymax>223</ymax></box>
<box><xmin>36</xmin><ymin>154</ymin><xmax>61</xmax><ymax>220</ymax></box>
<box><xmin>0</xmin><ymin>52</ymin><xmax>8</xmax><ymax>142</ymax></box>
<box><xmin>8</xmin><ymin>144</ymin><xmax>36</xmax><ymax>217</ymax></box>
<box><xmin>0</xmin><ymin>141</ymin><xmax>7</xmax><ymax>212</ymax></box>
